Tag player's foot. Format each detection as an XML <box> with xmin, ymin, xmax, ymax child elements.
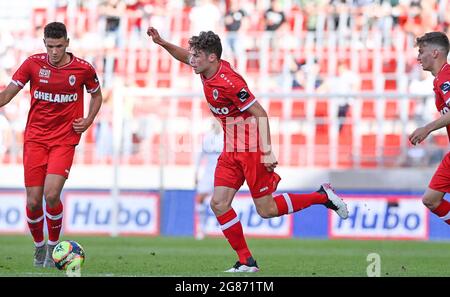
<box><xmin>318</xmin><ymin>183</ymin><xmax>349</xmax><ymax>219</ymax></box>
<box><xmin>33</xmin><ymin>244</ymin><xmax>46</xmax><ymax>267</ymax></box>
<box><xmin>43</xmin><ymin>244</ymin><xmax>56</xmax><ymax>268</ymax></box>
<box><xmin>224</xmin><ymin>256</ymin><xmax>259</xmax><ymax>273</ymax></box>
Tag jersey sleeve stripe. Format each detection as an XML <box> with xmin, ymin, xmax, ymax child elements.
<box><xmin>239</xmin><ymin>98</ymin><xmax>257</xmax><ymax>112</ymax></box>
<box><xmin>445</xmin><ymin>98</ymin><xmax>450</xmax><ymax>106</ymax></box>
<box><xmin>12</xmin><ymin>80</ymin><xmax>24</xmax><ymax>88</ymax></box>
<box><xmin>87</xmin><ymin>85</ymin><xmax>100</xmax><ymax>93</ymax></box>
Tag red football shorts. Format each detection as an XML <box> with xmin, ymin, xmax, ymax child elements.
<box><xmin>214</xmin><ymin>151</ymin><xmax>281</xmax><ymax>199</ymax></box>
<box><xmin>429</xmin><ymin>151</ymin><xmax>450</xmax><ymax>193</ymax></box>
<box><xmin>23</xmin><ymin>142</ymin><xmax>76</xmax><ymax>187</ymax></box>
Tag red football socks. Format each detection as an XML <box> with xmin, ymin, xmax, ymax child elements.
<box><xmin>432</xmin><ymin>199</ymin><xmax>450</xmax><ymax>225</ymax></box>
<box><xmin>46</xmin><ymin>201</ymin><xmax>63</xmax><ymax>244</ymax></box>
<box><xmin>26</xmin><ymin>207</ymin><xmax>45</xmax><ymax>245</ymax></box>
<box><xmin>274</xmin><ymin>192</ymin><xmax>328</xmax><ymax>215</ymax></box>
<box><xmin>216</xmin><ymin>208</ymin><xmax>252</xmax><ymax>264</ymax></box>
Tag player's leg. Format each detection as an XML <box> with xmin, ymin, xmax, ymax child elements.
<box><xmin>26</xmin><ymin>186</ymin><xmax>46</xmax><ymax>267</ymax></box>
<box><xmin>23</xmin><ymin>141</ymin><xmax>48</xmax><ymax>267</ymax></box>
<box><xmin>195</xmin><ymin>170</ymin><xmax>215</xmax><ymax>240</ymax></box>
<box><xmin>43</xmin><ymin>145</ymin><xmax>75</xmax><ymax>267</ymax></box>
<box><xmin>210</xmin><ymin>186</ymin><xmax>258</xmax><ymax>272</ymax></box>
<box><xmin>253</xmin><ymin>183</ymin><xmax>348</xmax><ymax>219</ymax></box>
<box><xmin>427</xmin><ymin>153</ymin><xmax>450</xmax><ymax>225</ymax></box>
<box><xmin>242</xmin><ymin>151</ymin><xmax>348</xmax><ymax>219</ymax></box>
<box><xmin>194</xmin><ymin>192</ymin><xmax>209</xmax><ymax>240</ymax></box>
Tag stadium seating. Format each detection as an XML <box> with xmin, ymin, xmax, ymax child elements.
<box><xmin>0</xmin><ymin>4</ymin><xmax>442</xmax><ymax>169</ymax></box>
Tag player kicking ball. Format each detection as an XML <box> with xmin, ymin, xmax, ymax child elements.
<box><xmin>147</xmin><ymin>27</ymin><xmax>348</xmax><ymax>272</ymax></box>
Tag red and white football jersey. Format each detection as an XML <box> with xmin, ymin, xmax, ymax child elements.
<box><xmin>433</xmin><ymin>63</ymin><xmax>450</xmax><ymax>141</ymax></box>
<box><xmin>200</xmin><ymin>60</ymin><xmax>259</xmax><ymax>151</ymax></box>
<box><xmin>12</xmin><ymin>53</ymin><xmax>100</xmax><ymax>145</ymax></box>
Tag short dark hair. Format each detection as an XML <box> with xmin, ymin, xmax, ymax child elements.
<box><xmin>188</xmin><ymin>31</ymin><xmax>222</xmax><ymax>59</ymax></box>
<box><xmin>44</xmin><ymin>22</ymin><xmax>67</xmax><ymax>39</ymax></box>
<box><xmin>416</xmin><ymin>32</ymin><xmax>450</xmax><ymax>55</ymax></box>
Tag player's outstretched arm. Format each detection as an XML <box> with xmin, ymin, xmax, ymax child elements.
<box><xmin>0</xmin><ymin>83</ymin><xmax>21</xmax><ymax>108</ymax></box>
<box><xmin>147</xmin><ymin>27</ymin><xmax>191</xmax><ymax>65</ymax></box>
<box><xmin>409</xmin><ymin>111</ymin><xmax>450</xmax><ymax>145</ymax></box>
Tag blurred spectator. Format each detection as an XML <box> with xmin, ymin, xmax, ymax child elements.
<box><xmin>94</xmin><ymin>90</ymin><xmax>113</xmax><ymax>163</ymax></box>
<box><xmin>319</xmin><ymin>60</ymin><xmax>360</xmax><ymax>131</ymax></box>
<box><xmin>263</xmin><ymin>0</ymin><xmax>286</xmax><ymax>49</ymax></box>
<box><xmin>189</xmin><ymin>0</ymin><xmax>222</xmax><ymax>34</ymax></box>
<box><xmin>224</xmin><ymin>1</ymin><xmax>247</xmax><ymax>59</ymax></box>
<box><xmin>409</xmin><ymin>65</ymin><xmax>435</xmax><ymax>123</ymax></box>
<box><xmin>98</xmin><ymin>0</ymin><xmax>126</xmax><ymax>48</ymax></box>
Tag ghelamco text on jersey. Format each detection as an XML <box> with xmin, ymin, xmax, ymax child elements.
<box><xmin>34</xmin><ymin>91</ymin><xmax>78</xmax><ymax>103</ymax></box>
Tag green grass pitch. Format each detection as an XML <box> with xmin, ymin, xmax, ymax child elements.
<box><xmin>0</xmin><ymin>235</ymin><xmax>449</xmax><ymax>277</ymax></box>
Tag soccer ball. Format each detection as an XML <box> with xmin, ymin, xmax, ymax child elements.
<box><xmin>52</xmin><ymin>240</ymin><xmax>86</xmax><ymax>271</ymax></box>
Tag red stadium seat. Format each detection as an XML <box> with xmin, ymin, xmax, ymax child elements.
<box><xmin>384</xmin><ymin>100</ymin><xmax>399</xmax><ymax>119</ymax></box>
<box><xmin>361</xmin><ymin>100</ymin><xmax>376</xmax><ymax>119</ymax></box>
<box><xmin>314</xmin><ymin>100</ymin><xmax>328</xmax><ymax>118</ymax></box>
<box><xmin>338</xmin><ymin>124</ymin><xmax>353</xmax><ymax>168</ymax></box>
<box><xmin>271</xmin><ymin>133</ymin><xmax>285</xmax><ymax>166</ymax></box>
<box><xmin>291</xmin><ymin>100</ymin><xmax>306</xmax><ymax>119</ymax></box>
<box><xmin>177</xmin><ymin>99</ymin><xmax>193</xmax><ymax>117</ymax></box>
<box><xmin>360</xmin><ymin>134</ymin><xmax>377</xmax><ymax>168</ymax></box>
<box><xmin>268</xmin><ymin>99</ymin><xmax>283</xmax><ymax>118</ymax></box>
<box><xmin>314</xmin><ymin>124</ymin><xmax>329</xmax><ymax>167</ymax></box>
<box><xmin>383</xmin><ymin>134</ymin><xmax>401</xmax><ymax>166</ymax></box>
<box><xmin>174</xmin><ymin>133</ymin><xmax>193</xmax><ymax>165</ymax></box>
<box><xmin>290</xmin><ymin>133</ymin><xmax>307</xmax><ymax>166</ymax></box>
<box><xmin>433</xmin><ymin>134</ymin><xmax>448</xmax><ymax>148</ymax></box>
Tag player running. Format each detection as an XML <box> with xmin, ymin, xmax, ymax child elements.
<box><xmin>410</xmin><ymin>31</ymin><xmax>450</xmax><ymax>226</ymax></box>
<box><xmin>147</xmin><ymin>27</ymin><xmax>348</xmax><ymax>272</ymax></box>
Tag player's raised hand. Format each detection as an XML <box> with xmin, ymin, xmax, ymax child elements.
<box><xmin>72</xmin><ymin>118</ymin><xmax>92</xmax><ymax>134</ymax></box>
<box><xmin>262</xmin><ymin>151</ymin><xmax>278</xmax><ymax>172</ymax></box>
<box><xmin>147</xmin><ymin>27</ymin><xmax>164</xmax><ymax>45</ymax></box>
<box><xmin>409</xmin><ymin>126</ymin><xmax>431</xmax><ymax>145</ymax></box>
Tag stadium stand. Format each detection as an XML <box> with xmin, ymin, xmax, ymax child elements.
<box><xmin>0</xmin><ymin>0</ymin><xmax>448</xmax><ymax>169</ymax></box>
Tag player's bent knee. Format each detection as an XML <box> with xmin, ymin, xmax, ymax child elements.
<box><xmin>44</xmin><ymin>190</ymin><xmax>61</xmax><ymax>205</ymax></box>
<box><xmin>209</xmin><ymin>198</ymin><xmax>229</xmax><ymax>214</ymax></box>
<box><xmin>422</xmin><ymin>196</ymin><xmax>439</xmax><ymax>210</ymax></box>
<box><xmin>26</xmin><ymin>199</ymin><xmax>42</xmax><ymax>211</ymax></box>
<box><xmin>256</xmin><ymin>206</ymin><xmax>277</xmax><ymax>219</ymax></box>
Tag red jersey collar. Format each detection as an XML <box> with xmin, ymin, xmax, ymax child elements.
<box><xmin>201</xmin><ymin>60</ymin><xmax>223</xmax><ymax>82</ymax></box>
<box><xmin>46</xmin><ymin>53</ymin><xmax>74</xmax><ymax>69</ymax></box>
<box><xmin>436</xmin><ymin>63</ymin><xmax>449</xmax><ymax>77</ymax></box>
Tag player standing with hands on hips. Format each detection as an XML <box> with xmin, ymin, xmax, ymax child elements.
<box><xmin>410</xmin><ymin>31</ymin><xmax>450</xmax><ymax>226</ymax></box>
<box><xmin>0</xmin><ymin>22</ymin><xmax>102</xmax><ymax>267</ymax></box>
<box><xmin>147</xmin><ymin>26</ymin><xmax>348</xmax><ymax>272</ymax></box>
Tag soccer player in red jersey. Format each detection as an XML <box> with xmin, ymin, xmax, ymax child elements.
<box><xmin>147</xmin><ymin>27</ymin><xmax>349</xmax><ymax>272</ymax></box>
<box><xmin>0</xmin><ymin>22</ymin><xmax>103</xmax><ymax>267</ymax></box>
<box><xmin>410</xmin><ymin>32</ymin><xmax>450</xmax><ymax>226</ymax></box>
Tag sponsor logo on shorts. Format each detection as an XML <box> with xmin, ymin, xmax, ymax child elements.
<box><xmin>259</xmin><ymin>186</ymin><xmax>268</xmax><ymax>192</ymax></box>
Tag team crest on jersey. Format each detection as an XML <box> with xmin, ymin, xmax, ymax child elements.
<box><xmin>213</xmin><ymin>89</ymin><xmax>219</xmax><ymax>100</ymax></box>
<box><xmin>237</xmin><ymin>88</ymin><xmax>250</xmax><ymax>102</ymax></box>
<box><xmin>69</xmin><ymin>75</ymin><xmax>76</xmax><ymax>86</ymax></box>
<box><xmin>440</xmin><ymin>81</ymin><xmax>450</xmax><ymax>94</ymax></box>
<box><xmin>39</xmin><ymin>68</ymin><xmax>51</xmax><ymax>78</ymax></box>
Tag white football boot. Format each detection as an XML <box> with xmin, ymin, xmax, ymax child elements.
<box><xmin>225</xmin><ymin>256</ymin><xmax>259</xmax><ymax>273</ymax></box>
<box><xmin>320</xmin><ymin>183</ymin><xmax>349</xmax><ymax>219</ymax></box>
